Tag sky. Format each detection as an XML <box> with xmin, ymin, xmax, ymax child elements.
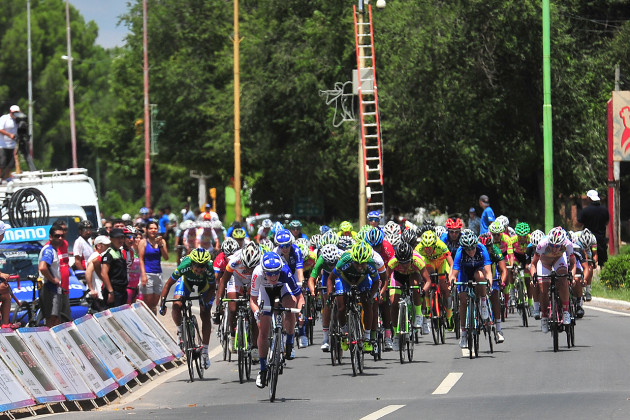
<box><xmin>71</xmin><ymin>0</ymin><xmax>130</xmax><ymax>49</ymax></box>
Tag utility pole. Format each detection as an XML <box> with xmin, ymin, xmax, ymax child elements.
<box><xmin>65</xmin><ymin>0</ymin><xmax>77</xmax><ymax>169</ymax></box>
<box><xmin>143</xmin><ymin>0</ymin><xmax>151</xmax><ymax>208</ymax></box>
<box><xmin>542</xmin><ymin>0</ymin><xmax>553</xmax><ymax>232</ymax></box>
<box><xmin>357</xmin><ymin>0</ymin><xmax>367</xmax><ymax>227</ymax></box>
<box><xmin>233</xmin><ymin>0</ymin><xmax>242</xmax><ymax>222</ymax></box>
<box><xmin>27</xmin><ymin>0</ymin><xmax>33</xmax><ymax>159</ymax></box>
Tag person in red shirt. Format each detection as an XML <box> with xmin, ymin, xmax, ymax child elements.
<box><xmin>50</xmin><ymin>220</ymin><xmax>70</xmax><ymax>297</ymax></box>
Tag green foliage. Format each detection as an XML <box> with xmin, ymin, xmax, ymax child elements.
<box><xmin>599</xmin><ymin>253</ymin><xmax>630</xmax><ymax>290</ymax></box>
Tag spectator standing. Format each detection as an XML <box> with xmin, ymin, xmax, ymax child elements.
<box><xmin>0</xmin><ymin>222</ymin><xmax>18</xmax><ymax>325</ymax></box>
<box><xmin>467</xmin><ymin>207</ymin><xmax>481</xmax><ymax>236</ymax></box>
<box><xmin>158</xmin><ymin>208</ymin><xmax>170</xmax><ymax>242</ymax></box>
<box><xmin>139</xmin><ymin>221</ymin><xmax>168</xmax><ymax>313</ymax></box>
<box><xmin>51</xmin><ymin>220</ymin><xmax>70</xmax><ymax>310</ymax></box>
<box><xmin>73</xmin><ymin>220</ymin><xmax>93</xmax><ymax>270</ymax></box>
<box><xmin>182</xmin><ymin>203</ymin><xmax>195</xmax><ymax>222</ymax></box>
<box><xmin>0</xmin><ymin>105</ymin><xmax>20</xmax><ymax>180</ymax></box>
<box><xmin>101</xmin><ymin>228</ymin><xmax>128</xmax><ymax>308</ymax></box>
<box><xmin>578</xmin><ymin>189</ymin><xmax>610</xmax><ymax>267</ymax></box>
<box><xmin>479</xmin><ymin>195</ymin><xmax>496</xmax><ymax>234</ymax></box>
<box><xmin>127</xmin><ymin>229</ymin><xmax>143</xmax><ymax>304</ymax></box>
<box><xmin>39</xmin><ymin>226</ymin><xmax>70</xmax><ymax>327</ymax></box>
<box><xmin>85</xmin><ymin>235</ymin><xmax>111</xmax><ymax>312</ymax></box>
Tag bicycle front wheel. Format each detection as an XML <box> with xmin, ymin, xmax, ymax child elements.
<box><xmin>430</xmin><ymin>291</ymin><xmax>439</xmax><ymax>345</ymax></box>
<box><xmin>237</xmin><ymin>318</ymin><xmax>245</xmax><ymax>383</ymax></box>
<box><xmin>192</xmin><ymin>316</ymin><xmax>204</xmax><ymax>380</ymax></box>
<box><xmin>551</xmin><ymin>295</ymin><xmax>559</xmax><ymax>352</ymax></box>
<box><xmin>182</xmin><ymin>318</ymin><xmax>195</xmax><ymax>382</ymax></box>
<box><xmin>269</xmin><ymin>331</ymin><xmax>282</xmax><ymax>402</ymax></box>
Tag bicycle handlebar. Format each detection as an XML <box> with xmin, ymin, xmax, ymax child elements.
<box><xmin>454</xmin><ymin>281</ymin><xmax>488</xmax><ymax>286</ymax></box>
<box><xmin>260</xmin><ymin>305</ymin><xmax>302</xmax><ymax>314</ymax></box>
<box><xmin>163</xmin><ymin>295</ymin><xmax>203</xmax><ymax>303</ymax></box>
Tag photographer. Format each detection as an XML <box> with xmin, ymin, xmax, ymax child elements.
<box><xmin>0</xmin><ymin>105</ymin><xmax>20</xmax><ymax>180</ymax></box>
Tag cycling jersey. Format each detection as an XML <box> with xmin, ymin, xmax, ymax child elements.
<box><xmin>535</xmin><ymin>237</ymin><xmax>574</xmax><ymax>267</ymax></box>
<box><xmin>309</xmin><ymin>255</ymin><xmax>335</xmax><ymax>289</ymax></box>
<box><xmin>273</xmin><ymin>244</ymin><xmax>304</xmax><ymax>274</ymax></box>
<box><xmin>225</xmin><ymin>249</ymin><xmax>256</xmax><ymax>294</ymax></box>
<box><xmin>493</xmin><ymin>233</ymin><xmax>514</xmax><ymax>256</ymax></box>
<box><xmin>485</xmin><ymin>244</ymin><xmax>504</xmax><ymax>290</ymax></box>
<box><xmin>415</xmin><ymin>238</ymin><xmax>450</xmax><ymax>270</ymax></box>
<box><xmin>250</xmin><ymin>264</ymin><xmax>300</xmax><ymax>306</ymax></box>
<box><xmin>510</xmin><ymin>235</ymin><xmax>530</xmax><ymax>255</ymax></box>
<box><xmin>374</xmin><ymin>240</ymin><xmax>395</xmax><ymax>264</ymax></box>
<box><xmin>213</xmin><ymin>251</ymin><xmax>228</xmax><ymax>277</ymax></box>
<box><xmin>170</xmin><ymin>256</ymin><xmax>216</xmax><ymax>294</ymax></box>
<box><xmin>440</xmin><ymin>232</ymin><xmax>460</xmax><ymax>256</ymax></box>
<box><xmin>453</xmin><ymin>245</ymin><xmax>491</xmax><ymax>291</ymax></box>
<box><xmin>388</xmin><ymin>251</ymin><xmax>427</xmax><ymax>275</ymax></box>
<box><xmin>333</xmin><ymin>252</ymin><xmax>378</xmax><ymax>293</ymax></box>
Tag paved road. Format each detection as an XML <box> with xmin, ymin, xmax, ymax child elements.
<box><xmin>59</xmin><ymin>291</ymin><xmax>630</xmax><ymax>420</ymax></box>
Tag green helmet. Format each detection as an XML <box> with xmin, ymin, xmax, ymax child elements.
<box><xmin>319</xmin><ymin>230</ymin><xmax>339</xmax><ymax>247</ymax></box>
<box><xmin>340</xmin><ymin>221</ymin><xmax>353</xmax><ymax>233</ymax></box>
<box><xmin>420</xmin><ymin>230</ymin><xmax>437</xmax><ymax>248</ymax></box>
<box><xmin>350</xmin><ymin>241</ymin><xmax>372</xmax><ymax>264</ymax></box>
<box><xmin>489</xmin><ymin>221</ymin><xmax>503</xmax><ymax>234</ymax></box>
<box><xmin>515</xmin><ymin>222</ymin><xmax>530</xmax><ymax>237</ymax></box>
<box><xmin>189</xmin><ymin>248</ymin><xmax>211</xmax><ymax>264</ymax></box>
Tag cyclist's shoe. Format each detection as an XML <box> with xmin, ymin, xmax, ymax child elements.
<box><xmin>392</xmin><ymin>335</ymin><xmax>400</xmax><ymax>351</ymax></box>
<box><xmin>251</xmin><ymin>347</ymin><xmax>260</xmax><ymax>363</ymax></box>
<box><xmin>541</xmin><ymin>317</ymin><xmax>549</xmax><ymax>333</ymax></box>
<box><xmin>532</xmin><ymin>307</ymin><xmax>541</xmax><ymax>320</ymax></box>
<box><xmin>285</xmin><ymin>344</ymin><xmax>295</xmax><ymax>360</ymax></box>
<box><xmin>202</xmin><ymin>351</ymin><xmax>210</xmax><ymax>369</ymax></box>
<box><xmin>384</xmin><ymin>336</ymin><xmax>393</xmax><ymax>351</ymax></box>
<box><xmin>299</xmin><ymin>335</ymin><xmax>309</xmax><ymax>348</ymax></box>
<box><xmin>480</xmin><ymin>305</ymin><xmax>490</xmax><ymax>320</ymax></box>
<box><xmin>341</xmin><ymin>336</ymin><xmax>349</xmax><ymax>351</ymax></box>
<box><xmin>256</xmin><ymin>370</ymin><xmax>267</xmax><ymax>389</ymax></box>
<box><xmin>459</xmin><ymin>334</ymin><xmax>468</xmax><ymax>349</ymax></box>
<box><xmin>229</xmin><ymin>337</ymin><xmax>237</xmax><ymax>354</ymax></box>
<box><xmin>496</xmin><ymin>331</ymin><xmax>505</xmax><ymax>343</ymax></box>
<box><xmin>446</xmin><ymin>316</ymin><xmax>454</xmax><ymax>331</ymax></box>
<box><xmin>562</xmin><ymin>311</ymin><xmax>571</xmax><ymax>325</ymax></box>
<box><xmin>413</xmin><ymin>315</ymin><xmax>423</xmax><ymax>328</ymax></box>
<box><xmin>576</xmin><ymin>305</ymin><xmax>585</xmax><ymax>319</ymax></box>
<box><xmin>212</xmin><ymin>311</ymin><xmax>221</xmax><ymax>325</ymax></box>
<box><xmin>363</xmin><ymin>341</ymin><xmax>373</xmax><ymax>353</ymax></box>
<box><xmin>509</xmin><ymin>288</ymin><xmax>516</xmax><ymax>307</ymax></box>
<box><xmin>422</xmin><ymin>318</ymin><xmax>431</xmax><ymax>335</ymax></box>
<box><xmin>321</xmin><ymin>342</ymin><xmax>330</xmax><ymax>352</ymax></box>
<box><xmin>584</xmin><ymin>290</ymin><xmax>592</xmax><ymax>302</ymax></box>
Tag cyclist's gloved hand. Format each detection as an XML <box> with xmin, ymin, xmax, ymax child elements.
<box><xmin>159</xmin><ymin>303</ymin><xmax>166</xmax><ymax>316</ymax></box>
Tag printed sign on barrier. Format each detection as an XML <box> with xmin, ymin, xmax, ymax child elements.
<box><xmin>0</xmin><ymin>356</ymin><xmax>35</xmax><ymax>412</ymax></box>
<box><xmin>74</xmin><ymin>314</ymin><xmax>137</xmax><ymax>386</ymax></box>
<box><xmin>132</xmin><ymin>301</ymin><xmax>184</xmax><ymax>359</ymax></box>
<box><xmin>94</xmin><ymin>310</ymin><xmax>155</xmax><ymax>374</ymax></box>
<box><xmin>17</xmin><ymin>327</ymin><xmax>95</xmax><ymax>401</ymax></box>
<box><xmin>110</xmin><ymin>305</ymin><xmax>174</xmax><ymax>365</ymax></box>
<box><xmin>52</xmin><ymin>322</ymin><xmax>119</xmax><ymax>398</ymax></box>
<box><xmin>0</xmin><ymin>328</ymin><xmax>64</xmax><ymax>403</ymax></box>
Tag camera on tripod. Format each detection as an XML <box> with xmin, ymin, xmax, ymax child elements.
<box><xmin>9</xmin><ymin>111</ymin><xmax>36</xmax><ymax>172</ymax></box>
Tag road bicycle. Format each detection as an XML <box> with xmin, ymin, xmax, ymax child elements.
<box><xmin>328</xmin><ymin>297</ymin><xmax>343</xmax><ymax>366</ymax></box>
<box><xmin>223</xmin><ymin>297</ymin><xmax>252</xmax><ymax>383</ymax></box>
<box><xmin>10</xmin><ymin>275</ymin><xmax>45</xmax><ymax>328</ymax></box>
<box><xmin>296</xmin><ymin>287</ymin><xmax>317</xmax><ymax>346</ymax></box>
<box><xmin>513</xmin><ymin>266</ymin><xmax>530</xmax><ymax>327</ymax></box>
<box><xmin>345</xmin><ymin>284</ymin><xmax>366</xmax><ymax>376</ymax></box>
<box><xmin>388</xmin><ymin>282</ymin><xmax>419</xmax><ymax>364</ymax></box>
<box><xmin>428</xmin><ymin>272</ymin><xmax>447</xmax><ymax>345</ymax></box>
<box><xmin>261</xmin><ymin>297</ymin><xmax>302</xmax><ymax>402</ymax></box>
<box><xmin>540</xmin><ymin>271</ymin><xmax>573</xmax><ymax>352</ymax></box>
<box><xmin>162</xmin><ymin>294</ymin><xmax>205</xmax><ymax>382</ymax></box>
<box><xmin>216</xmin><ymin>298</ymin><xmax>231</xmax><ymax>362</ymax></box>
<box><xmin>455</xmin><ymin>279</ymin><xmax>488</xmax><ymax>359</ymax></box>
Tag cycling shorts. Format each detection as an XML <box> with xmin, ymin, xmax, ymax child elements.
<box><xmin>536</xmin><ymin>254</ymin><xmax>569</xmax><ymax>280</ymax></box>
<box><xmin>334</xmin><ymin>273</ymin><xmax>372</xmax><ymax>295</ymax></box>
<box><xmin>259</xmin><ymin>284</ymin><xmax>292</xmax><ymax>315</ymax></box>
<box><xmin>227</xmin><ymin>275</ymin><xmax>250</xmax><ymax>295</ymax></box>
<box><xmin>456</xmin><ymin>266</ymin><xmax>485</xmax><ymax>293</ymax></box>
<box><xmin>426</xmin><ymin>259</ymin><xmax>450</xmax><ymax>273</ymax></box>
<box><xmin>173</xmin><ymin>278</ymin><xmax>213</xmax><ymax>308</ymax></box>
<box><xmin>513</xmin><ymin>252</ymin><xmax>530</xmax><ymax>266</ymax></box>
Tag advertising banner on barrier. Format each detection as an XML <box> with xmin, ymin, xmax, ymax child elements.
<box><xmin>17</xmin><ymin>327</ymin><xmax>95</xmax><ymax>401</ymax></box>
<box><xmin>110</xmin><ymin>305</ymin><xmax>175</xmax><ymax>365</ymax></box>
<box><xmin>0</xmin><ymin>356</ymin><xmax>35</xmax><ymax>412</ymax></box>
<box><xmin>132</xmin><ymin>301</ymin><xmax>184</xmax><ymax>359</ymax></box>
<box><xmin>52</xmin><ymin>322</ymin><xmax>119</xmax><ymax>398</ymax></box>
<box><xmin>94</xmin><ymin>310</ymin><xmax>155</xmax><ymax>374</ymax></box>
<box><xmin>0</xmin><ymin>328</ymin><xmax>64</xmax><ymax>403</ymax></box>
<box><xmin>74</xmin><ymin>314</ymin><xmax>137</xmax><ymax>386</ymax></box>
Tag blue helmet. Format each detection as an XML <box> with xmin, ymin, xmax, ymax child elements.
<box><xmin>262</xmin><ymin>252</ymin><xmax>282</xmax><ymax>273</ymax></box>
<box><xmin>273</xmin><ymin>221</ymin><xmax>284</xmax><ymax>233</ymax></box>
<box><xmin>367</xmin><ymin>210</ymin><xmax>381</xmax><ymax>219</ymax></box>
<box><xmin>366</xmin><ymin>228</ymin><xmax>384</xmax><ymax>247</ymax></box>
<box><xmin>320</xmin><ymin>225</ymin><xmax>331</xmax><ymax>234</ymax></box>
<box><xmin>140</xmin><ymin>207</ymin><xmax>149</xmax><ymax>215</ymax></box>
<box><xmin>275</xmin><ymin>229</ymin><xmax>293</xmax><ymax>246</ymax></box>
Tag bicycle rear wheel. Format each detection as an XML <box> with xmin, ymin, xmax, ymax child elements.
<box><xmin>407</xmin><ymin>333</ymin><xmax>414</xmax><ymax>362</ymax></box>
<box><xmin>487</xmin><ymin>323</ymin><xmax>493</xmax><ymax>354</ymax></box>
<box><xmin>399</xmin><ymin>332</ymin><xmax>405</xmax><ymax>364</ymax></box>
<box><xmin>237</xmin><ymin>319</ymin><xmax>245</xmax><ymax>383</ymax></box>
<box><xmin>192</xmin><ymin>316</ymin><xmax>204</xmax><ymax>380</ymax></box>
<box><xmin>182</xmin><ymin>318</ymin><xmax>195</xmax><ymax>382</ymax></box>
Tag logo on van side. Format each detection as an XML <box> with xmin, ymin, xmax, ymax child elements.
<box><xmin>3</xmin><ymin>225</ymin><xmax>52</xmax><ymax>244</ymax></box>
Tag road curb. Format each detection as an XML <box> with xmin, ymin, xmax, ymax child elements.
<box><xmin>585</xmin><ymin>296</ymin><xmax>630</xmax><ymax>311</ymax></box>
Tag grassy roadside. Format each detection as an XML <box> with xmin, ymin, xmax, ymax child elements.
<box><xmin>592</xmin><ymin>275</ymin><xmax>630</xmax><ymax>302</ymax></box>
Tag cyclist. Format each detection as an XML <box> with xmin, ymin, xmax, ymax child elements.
<box><xmin>510</xmin><ymin>222</ymin><xmax>535</xmax><ymax>313</ymax></box>
<box><xmin>441</xmin><ymin>217</ymin><xmax>463</xmax><ymax>256</ymax></box>
<box><xmin>387</xmin><ymin>242</ymin><xmax>431</xmax><ymax>350</ymax></box>
<box><xmin>337</xmin><ymin>221</ymin><xmax>357</xmax><ymax>239</ymax></box>
<box><xmin>211</xmin><ymin>238</ymin><xmax>240</xmax><ymax>319</ymax></box>
<box><xmin>273</xmin><ymin>229</ymin><xmax>307</xmax><ymax>351</ymax></box>
<box><xmin>367</xmin><ymin>210</ymin><xmax>382</xmax><ymax>228</ymax></box>
<box><xmin>569</xmin><ymin>232</ymin><xmax>587</xmax><ymax>318</ymax></box>
<box><xmin>256</xmin><ymin>219</ymin><xmax>273</xmax><ymax>243</ymax></box>
<box><xmin>579</xmin><ymin>229</ymin><xmax>596</xmax><ymax>301</ymax></box>
<box><xmin>448</xmin><ymin>229</ymin><xmax>493</xmax><ymax>349</ymax></box>
<box><xmin>288</xmin><ymin>220</ymin><xmax>308</xmax><ymax>240</ymax></box>
<box><xmin>415</xmin><ymin>230</ymin><xmax>454</xmax><ymax>329</ymax></box>
<box><xmin>197</xmin><ymin>219</ymin><xmax>220</xmax><ymax>252</ymax></box>
<box><xmin>478</xmin><ymin>232</ymin><xmax>507</xmax><ymax>343</ymax></box>
<box><xmin>159</xmin><ymin>248</ymin><xmax>216</xmax><ymax>369</ymax></box>
<box><xmin>528</xmin><ymin>229</ymin><xmax>545</xmax><ymax>319</ymax></box>
<box><xmin>251</xmin><ymin>251</ymin><xmax>301</xmax><ymax>389</ymax></box>
<box><xmin>308</xmin><ymin>244</ymin><xmax>341</xmax><ymax>351</ymax></box>
<box><xmin>226</xmin><ymin>221</ymin><xmax>250</xmax><ymax>241</ymax></box>
<box><xmin>295</xmin><ymin>239</ymin><xmax>316</xmax><ymax>275</ymax></box>
<box><xmin>328</xmin><ymin>241</ymin><xmax>379</xmax><ymax>353</ymax></box>
<box><xmin>489</xmin><ymin>221</ymin><xmax>515</xmax><ymax>312</ymax></box>
<box><xmin>367</xmin><ymin>227</ymin><xmax>395</xmax><ymax>351</ymax></box>
<box><xmin>530</xmin><ymin>227</ymin><xmax>576</xmax><ymax>333</ymax></box>
<box><xmin>215</xmin><ymin>242</ymin><xmax>262</xmax><ymax>353</ymax></box>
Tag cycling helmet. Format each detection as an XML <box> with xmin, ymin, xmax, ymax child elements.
<box><xmin>507</xmin><ymin>226</ymin><xmax>516</xmax><ymax>236</ymax></box>
<box><xmin>125</xmin><ymin>225</ymin><xmax>137</xmax><ymax>235</ymax></box>
<box><xmin>547</xmin><ymin>226</ymin><xmax>567</xmax><ymax>245</ymax></box>
<box><xmin>366</xmin><ymin>228</ymin><xmax>384</xmax><ymax>247</ymax></box>
<box><xmin>401</xmin><ymin>228</ymin><xmax>417</xmax><ymax>246</ymax></box>
<box><xmin>320</xmin><ymin>244</ymin><xmax>341</xmax><ymax>265</ymax></box>
<box><xmin>140</xmin><ymin>207</ymin><xmax>149</xmax><ymax>215</ymax></box>
<box><xmin>478</xmin><ymin>232</ymin><xmax>493</xmax><ymax>246</ymax></box>
<box><xmin>319</xmin><ymin>230</ymin><xmax>339</xmax><ymax>247</ymax></box>
<box><xmin>295</xmin><ymin>237</ymin><xmax>309</xmax><ymax>250</ymax></box>
<box><xmin>367</xmin><ymin>210</ymin><xmax>381</xmax><ymax>219</ymax></box>
<box><xmin>356</xmin><ymin>229</ymin><xmax>368</xmax><ymax>243</ymax></box>
<box><xmin>530</xmin><ymin>229</ymin><xmax>545</xmax><ymax>246</ymax></box>
<box><xmin>445</xmin><ymin>217</ymin><xmax>463</xmax><ymax>230</ymax></box>
<box><xmin>459</xmin><ymin>229</ymin><xmax>478</xmax><ymax>249</ymax></box>
<box><xmin>435</xmin><ymin>226</ymin><xmax>447</xmax><ymax>237</ymax></box>
<box><xmin>338</xmin><ymin>236</ymin><xmax>355</xmax><ymax>251</ymax></box>
<box><xmin>297</xmin><ymin>242</ymin><xmax>310</xmax><ymax>260</ymax></box>
<box><xmin>350</xmin><ymin>241</ymin><xmax>372</xmax><ymax>264</ymax></box>
<box><xmin>203</xmin><ymin>212</ymin><xmax>214</xmax><ymax>221</ymax></box>
<box><xmin>423</xmin><ymin>219</ymin><xmax>436</xmax><ymax>230</ymax></box>
<box><xmin>514</xmin><ymin>222</ymin><xmax>530</xmax><ymax>237</ymax></box>
<box><xmin>309</xmin><ymin>234</ymin><xmax>321</xmax><ymax>249</ymax></box>
<box><xmin>489</xmin><ymin>221</ymin><xmax>504</xmax><ymax>235</ymax></box>
<box><xmin>288</xmin><ymin>220</ymin><xmax>302</xmax><ymax>229</ymax></box>
<box><xmin>420</xmin><ymin>230</ymin><xmax>437</xmax><ymax>248</ymax></box>
<box><xmin>262</xmin><ymin>251</ymin><xmax>282</xmax><ymax>273</ymax></box>
<box><xmin>273</xmin><ymin>221</ymin><xmax>285</xmax><ymax>233</ymax></box>
<box><xmin>232</xmin><ymin>227</ymin><xmax>246</xmax><ymax>239</ymax></box>
<box><xmin>496</xmin><ymin>215</ymin><xmax>509</xmax><ymax>229</ymax></box>
<box><xmin>78</xmin><ymin>220</ymin><xmax>93</xmax><ymax>230</ymax></box>
<box><xmin>241</xmin><ymin>242</ymin><xmax>262</xmax><ymax>268</ymax></box>
<box><xmin>258</xmin><ymin>237</ymin><xmax>274</xmax><ymax>253</ymax></box>
<box><xmin>221</xmin><ymin>237</ymin><xmax>240</xmax><ymax>257</ymax></box>
<box><xmin>386</xmin><ymin>232</ymin><xmax>401</xmax><ymax>247</ymax></box>
<box><xmin>340</xmin><ymin>221</ymin><xmax>353</xmax><ymax>233</ymax></box>
<box><xmin>320</xmin><ymin>225</ymin><xmax>331</xmax><ymax>234</ymax></box>
<box><xmin>121</xmin><ymin>213</ymin><xmax>131</xmax><ymax>221</ymax></box>
<box><xmin>568</xmin><ymin>230</ymin><xmax>578</xmax><ymax>244</ymax></box>
<box><xmin>189</xmin><ymin>247</ymin><xmax>211</xmax><ymax>265</ymax></box>
<box><xmin>579</xmin><ymin>228</ymin><xmax>595</xmax><ymax>248</ymax></box>
<box><xmin>384</xmin><ymin>221</ymin><xmax>401</xmax><ymax>236</ymax></box>
<box><xmin>395</xmin><ymin>242</ymin><xmax>413</xmax><ymax>262</ymax></box>
<box><xmin>261</xmin><ymin>219</ymin><xmax>273</xmax><ymax>229</ymax></box>
<box><xmin>274</xmin><ymin>229</ymin><xmax>294</xmax><ymax>246</ymax></box>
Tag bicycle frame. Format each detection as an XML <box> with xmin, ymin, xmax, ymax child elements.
<box><xmin>164</xmin><ymin>294</ymin><xmax>204</xmax><ymax>381</ymax></box>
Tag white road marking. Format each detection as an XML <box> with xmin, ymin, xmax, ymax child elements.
<box><xmin>360</xmin><ymin>405</ymin><xmax>405</xmax><ymax>420</ymax></box>
<box><xmin>432</xmin><ymin>372</ymin><xmax>463</xmax><ymax>395</ymax></box>
<box><xmin>586</xmin><ymin>306</ymin><xmax>630</xmax><ymax>317</ymax></box>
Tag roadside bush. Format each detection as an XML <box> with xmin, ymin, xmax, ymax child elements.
<box><xmin>599</xmin><ymin>254</ymin><xmax>630</xmax><ymax>289</ymax></box>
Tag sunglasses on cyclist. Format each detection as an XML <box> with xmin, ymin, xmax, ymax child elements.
<box><xmin>264</xmin><ymin>271</ymin><xmax>280</xmax><ymax>277</ymax></box>
<box><xmin>368</xmin><ymin>217</ymin><xmax>380</xmax><ymax>222</ymax></box>
<box><xmin>398</xmin><ymin>259</ymin><xmax>411</xmax><ymax>264</ymax></box>
<box><xmin>278</xmin><ymin>243</ymin><xmax>291</xmax><ymax>249</ymax></box>
<box><xmin>192</xmin><ymin>262</ymin><xmax>207</xmax><ymax>269</ymax></box>
<box><xmin>448</xmin><ymin>229</ymin><xmax>460</xmax><ymax>234</ymax></box>
<box><xmin>464</xmin><ymin>246</ymin><xmax>477</xmax><ymax>252</ymax></box>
